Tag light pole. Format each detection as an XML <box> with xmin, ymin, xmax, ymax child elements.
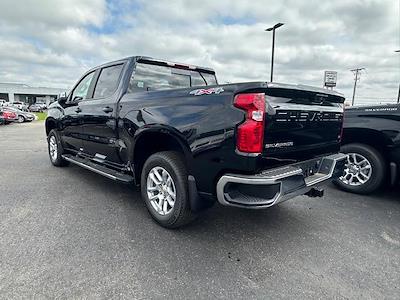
<box><xmin>396</xmin><ymin>50</ymin><xmax>400</xmax><ymax>103</ymax></box>
<box><xmin>265</xmin><ymin>23</ymin><xmax>284</xmax><ymax>82</ymax></box>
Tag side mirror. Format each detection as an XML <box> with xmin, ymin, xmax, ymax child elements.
<box><xmin>58</xmin><ymin>96</ymin><xmax>68</xmax><ymax>105</ymax></box>
<box><xmin>72</xmin><ymin>96</ymin><xmax>83</xmax><ymax>103</ymax></box>
<box><xmin>63</xmin><ymin>96</ymin><xmax>82</xmax><ymax>106</ymax></box>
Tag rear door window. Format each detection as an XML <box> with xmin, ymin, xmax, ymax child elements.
<box><xmin>93</xmin><ymin>64</ymin><xmax>124</xmax><ymax>99</ymax></box>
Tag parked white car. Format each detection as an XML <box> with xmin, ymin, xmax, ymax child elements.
<box><xmin>9</xmin><ymin>101</ymin><xmax>29</xmax><ymax>111</ymax></box>
<box><xmin>0</xmin><ymin>99</ymin><xmax>8</xmax><ymax>107</ymax></box>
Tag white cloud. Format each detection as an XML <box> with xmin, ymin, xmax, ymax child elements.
<box><xmin>0</xmin><ymin>0</ymin><xmax>398</xmax><ymax>104</ymax></box>
<box><xmin>0</xmin><ymin>0</ymin><xmax>106</xmax><ymax>27</ymax></box>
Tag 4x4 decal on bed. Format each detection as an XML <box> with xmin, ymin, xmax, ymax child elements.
<box><xmin>190</xmin><ymin>87</ymin><xmax>224</xmax><ymax>96</ymax></box>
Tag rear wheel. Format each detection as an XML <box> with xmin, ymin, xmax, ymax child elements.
<box><xmin>17</xmin><ymin>115</ymin><xmax>25</xmax><ymax>123</ymax></box>
<box><xmin>47</xmin><ymin>130</ymin><xmax>69</xmax><ymax>167</ymax></box>
<box><xmin>141</xmin><ymin>151</ymin><xmax>195</xmax><ymax>228</ymax></box>
<box><xmin>334</xmin><ymin>143</ymin><xmax>386</xmax><ymax>194</ymax></box>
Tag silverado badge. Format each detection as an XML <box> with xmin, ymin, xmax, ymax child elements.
<box><xmin>265</xmin><ymin>141</ymin><xmax>294</xmax><ymax>149</ymax></box>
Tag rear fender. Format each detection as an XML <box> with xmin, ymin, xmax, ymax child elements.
<box><xmin>131</xmin><ymin>124</ymin><xmax>194</xmax><ymax>172</ymax></box>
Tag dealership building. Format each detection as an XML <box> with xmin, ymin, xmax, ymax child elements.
<box><xmin>0</xmin><ymin>82</ymin><xmax>68</xmax><ymax>106</ymax></box>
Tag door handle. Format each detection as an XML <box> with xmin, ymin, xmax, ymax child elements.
<box><xmin>102</xmin><ymin>106</ymin><xmax>113</xmax><ymax>113</ymax></box>
<box><xmin>75</xmin><ymin>107</ymin><xmax>82</xmax><ymax>113</ymax></box>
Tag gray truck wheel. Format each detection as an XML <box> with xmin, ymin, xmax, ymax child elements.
<box><xmin>334</xmin><ymin>143</ymin><xmax>386</xmax><ymax>194</ymax></box>
<box><xmin>141</xmin><ymin>151</ymin><xmax>195</xmax><ymax>228</ymax></box>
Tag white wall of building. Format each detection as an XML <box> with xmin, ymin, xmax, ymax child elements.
<box><xmin>0</xmin><ymin>83</ymin><xmax>68</xmax><ymax>105</ymax></box>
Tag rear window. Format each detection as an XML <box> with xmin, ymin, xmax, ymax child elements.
<box><xmin>191</xmin><ymin>71</ymin><xmax>207</xmax><ymax>87</ymax></box>
<box><xmin>128</xmin><ymin>63</ymin><xmax>216</xmax><ymax>92</ymax></box>
<box><xmin>201</xmin><ymin>72</ymin><xmax>217</xmax><ymax>85</ymax></box>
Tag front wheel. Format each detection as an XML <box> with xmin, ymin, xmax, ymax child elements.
<box><xmin>47</xmin><ymin>130</ymin><xmax>69</xmax><ymax>167</ymax></box>
<box><xmin>334</xmin><ymin>143</ymin><xmax>386</xmax><ymax>194</ymax></box>
<box><xmin>17</xmin><ymin>115</ymin><xmax>25</xmax><ymax>123</ymax></box>
<box><xmin>141</xmin><ymin>151</ymin><xmax>195</xmax><ymax>228</ymax></box>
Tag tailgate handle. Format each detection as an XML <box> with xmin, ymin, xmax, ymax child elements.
<box><xmin>102</xmin><ymin>106</ymin><xmax>113</xmax><ymax>113</ymax></box>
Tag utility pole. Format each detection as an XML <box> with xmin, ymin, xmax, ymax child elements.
<box><xmin>350</xmin><ymin>68</ymin><xmax>365</xmax><ymax>106</ymax></box>
<box><xmin>265</xmin><ymin>23</ymin><xmax>284</xmax><ymax>82</ymax></box>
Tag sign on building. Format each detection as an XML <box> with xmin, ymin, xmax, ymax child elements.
<box><xmin>324</xmin><ymin>71</ymin><xmax>337</xmax><ymax>87</ymax></box>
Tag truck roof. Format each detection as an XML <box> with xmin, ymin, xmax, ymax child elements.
<box><xmin>93</xmin><ymin>56</ymin><xmax>216</xmax><ymax>75</ymax></box>
<box><xmin>134</xmin><ymin>56</ymin><xmax>215</xmax><ymax>74</ymax></box>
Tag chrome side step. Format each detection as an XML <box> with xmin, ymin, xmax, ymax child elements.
<box><xmin>62</xmin><ymin>154</ymin><xmax>134</xmax><ymax>184</ymax></box>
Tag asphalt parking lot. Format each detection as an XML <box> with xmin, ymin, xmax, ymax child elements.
<box><xmin>0</xmin><ymin>122</ymin><xmax>399</xmax><ymax>299</ymax></box>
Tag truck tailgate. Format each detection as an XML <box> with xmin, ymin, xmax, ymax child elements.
<box><xmin>263</xmin><ymin>86</ymin><xmax>344</xmax><ymax>159</ymax></box>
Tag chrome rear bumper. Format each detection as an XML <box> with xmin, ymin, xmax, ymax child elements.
<box><xmin>216</xmin><ymin>153</ymin><xmax>347</xmax><ymax>209</ymax></box>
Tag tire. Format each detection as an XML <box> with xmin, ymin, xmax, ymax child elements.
<box><xmin>17</xmin><ymin>115</ymin><xmax>25</xmax><ymax>123</ymax></box>
<box><xmin>334</xmin><ymin>143</ymin><xmax>386</xmax><ymax>194</ymax></box>
<box><xmin>141</xmin><ymin>151</ymin><xmax>195</xmax><ymax>228</ymax></box>
<box><xmin>47</xmin><ymin>129</ymin><xmax>69</xmax><ymax>167</ymax></box>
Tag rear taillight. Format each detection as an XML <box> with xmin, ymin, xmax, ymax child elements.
<box><xmin>234</xmin><ymin>93</ymin><xmax>265</xmax><ymax>153</ymax></box>
<box><xmin>3</xmin><ymin>111</ymin><xmax>13</xmax><ymax>119</ymax></box>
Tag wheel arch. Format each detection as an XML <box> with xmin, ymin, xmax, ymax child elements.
<box><xmin>342</xmin><ymin>127</ymin><xmax>393</xmax><ymax>156</ymax></box>
<box><xmin>131</xmin><ymin>125</ymin><xmax>193</xmax><ymax>182</ymax></box>
<box><xmin>45</xmin><ymin>117</ymin><xmax>58</xmax><ymax>136</ymax></box>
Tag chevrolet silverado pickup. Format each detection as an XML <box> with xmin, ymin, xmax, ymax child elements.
<box><xmin>46</xmin><ymin>56</ymin><xmax>346</xmax><ymax>228</ymax></box>
<box><xmin>335</xmin><ymin>104</ymin><xmax>400</xmax><ymax>193</ymax></box>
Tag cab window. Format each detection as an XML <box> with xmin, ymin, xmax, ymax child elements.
<box><xmin>128</xmin><ymin>63</ymin><xmax>191</xmax><ymax>92</ymax></box>
<box><xmin>201</xmin><ymin>72</ymin><xmax>218</xmax><ymax>85</ymax></box>
<box><xmin>191</xmin><ymin>71</ymin><xmax>207</xmax><ymax>87</ymax></box>
<box><xmin>71</xmin><ymin>71</ymin><xmax>95</xmax><ymax>101</ymax></box>
<box><xmin>93</xmin><ymin>64</ymin><xmax>124</xmax><ymax>98</ymax></box>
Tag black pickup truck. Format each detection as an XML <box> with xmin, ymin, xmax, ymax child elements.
<box><xmin>46</xmin><ymin>56</ymin><xmax>346</xmax><ymax>228</ymax></box>
<box><xmin>335</xmin><ymin>104</ymin><xmax>400</xmax><ymax>193</ymax></box>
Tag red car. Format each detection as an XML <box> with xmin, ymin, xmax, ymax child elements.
<box><xmin>0</xmin><ymin>108</ymin><xmax>18</xmax><ymax>124</ymax></box>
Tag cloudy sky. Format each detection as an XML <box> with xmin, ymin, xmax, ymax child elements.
<box><xmin>0</xmin><ymin>0</ymin><xmax>399</xmax><ymax>105</ymax></box>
